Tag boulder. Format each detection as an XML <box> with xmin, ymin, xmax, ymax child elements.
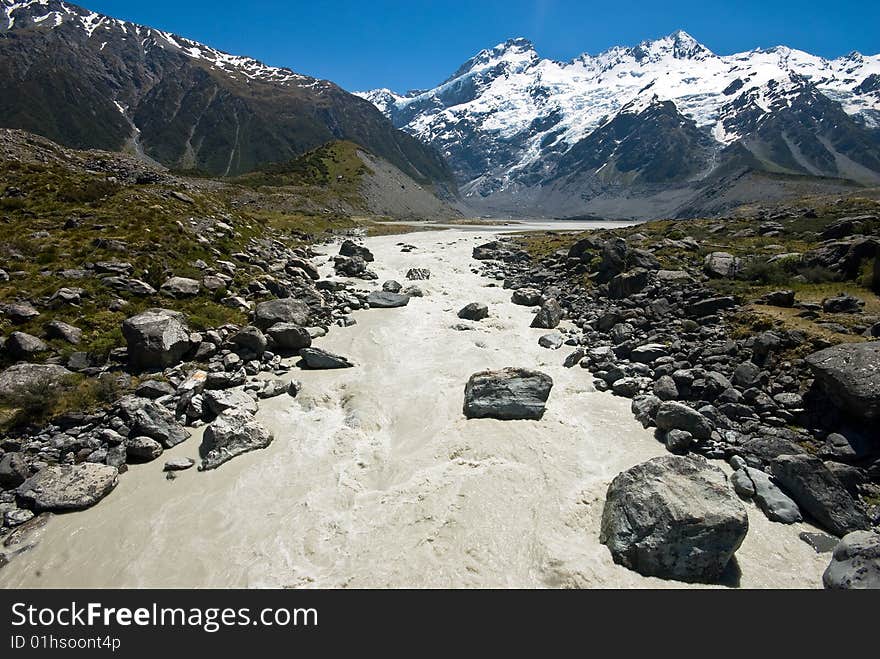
<box><xmin>254</xmin><ymin>298</ymin><xmax>311</xmax><ymax>329</ymax></box>
<box><xmin>2</xmin><ymin>302</ymin><xmax>39</xmax><ymax>323</ymax></box>
<box><xmin>367</xmin><ymin>291</ymin><xmax>410</xmax><ymax>308</ymax></box>
<box><xmin>0</xmin><ymin>363</ymin><xmax>73</xmax><ymax>399</ymax></box>
<box><xmin>125</xmin><ymin>436</ymin><xmax>164</xmax><ymax>462</ymax></box>
<box><xmin>771</xmin><ymin>454</ymin><xmax>871</xmax><ymax>536</ymax></box>
<box><xmin>608</xmin><ymin>268</ymin><xmax>649</xmax><ymax>299</ymax></box>
<box><xmin>631</xmin><ymin>395</ymin><xmax>661</xmax><ymax>428</ymax></box>
<box><xmin>655</xmin><ymin>401</ymin><xmax>713</xmax><ymax>440</ymax></box>
<box><xmin>688</xmin><ymin>296</ymin><xmax>736</xmax><ymax>317</ymax></box>
<box><xmin>630</xmin><ymin>343</ymin><xmax>668</xmax><ymax>363</ymax></box>
<box><xmin>463</xmin><ymin>367</ymin><xmax>553</xmax><ymax>420</ymax></box>
<box><xmin>299</xmin><ymin>347</ymin><xmax>354</xmax><ymax>369</ymax></box>
<box><xmin>600</xmin><ymin>455</ymin><xmax>748</xmax><ymax>582</ymax></box>
<box><xmin>406</xmin><ymin>268</ymin><xmax>431</xmax><ymax>280</ymax></box>
<box><xmin>805</xmin><ymin>341</ymin><xmax>880</xmax><ymax>420</ymax></box>
<box><xmin>823</xmin><ymin>531</ymin><xmax>880</xmax><ymax>589</ymax></box>
<box><xmin>704</xmin><ymin>252</ymin><xmax>742</xmax><ymax>278</ymax></box>
<box><xmin>230</xmin><ymin>326</ymin><xmax>267</xmax><ymax>355</ymax></box>
<box><xmin>115</xmin><ymin>395</ymin><xmax>190</xmax><ymax>448</ymax></box>
<box><xmin>339</xmin><ymin>239</ymin><xmax>374</xmax><ymax>262</ymax></box>
<box><xmin>121</xmin><ymin>308</ymin><xmax>191</xmax><ymax>370</ymax></box>
<box><xmin>511</xmin><ymin>288</ymin><xmax>542</xmax><ymax>306</ymax></box>
<box><xmin>204</xmin><ymin>388</ymin><xmax>259</xmax><ymax>416</ymax></box>
<box><xmin>135</xmin><ymin>379</ymin><xmax>176</xmax><ymax>399</ymax></box>
<box><xmin>538</xmin><ymin>333</ymin><xmax>564</xmax><ymax>349</ymax></box>
<box><xmin>458</xmin><ymin>302</ymin><xmax>489</xmax><ymax>321</ymax></box>
<box><xmin>267</xmin><ymin>323</ymin><xmax>312</xmax><ymax>351</ymax></box>
<box><xmin>16</xmin><ymin>464</ymin><xmax>118</xmax><ymax>512</ymax></box>
<box><xmin>160</xmin><ymin>276</ymin><xmax>200</xmax><ymax>298</ymax></box>
<box><xmin>334</xmin><ymin>256</ymin><xmax>377</xmax><ymax>279</ymax></box>
<box><xmin>763</xmin><ymin>290</ymin><xmax>795</xmax><ymax>307</ymax></box>
<box><xmin>200</xmin><ymin>408</ymin><xmax>273</xmax><ymax>470</ymax></box>
<box><xmin>382</xmin><ymin>280</ymin><xmax>402</xmax><ymax>293</ymax></box>
<box><xmin>5</xmin><ymin>331</ymin><xmax>48</xmax><ymax>359</ymax></box>
<box><xmin>0</xmin><ymin>452</ymin><xmax>30</xmax><ymax>488</ymax></box>
<box><xmin>530</xmin><ymin>298</ymin><xmax>562</xmax><ymax>329</ymax></box>
<box><xmin>164</xmin><ymin>457</ymin><xmax>195</xmax><ymax>471</ymax></box>
<box><xmin>822</xmin><ymin>294</ymin><xmax>863</xmax><ymax>314</ymax></box>
<box><xmin>731</xmin><ymin>466</ymin><xmax>802</xmax><ymax>524</ymax></box>
<box><xmin>44</xmin><ymin>320</ymin><xmax>82</xmax><ymax>344</ymax></box>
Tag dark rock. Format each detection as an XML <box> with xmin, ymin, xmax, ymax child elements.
<box><xmin>0</xmin><ymin>453</ymin><xmax>29</xmax><ymax>488</ymax></box>
<box><xmin>299</xmin><ymin>347</ymin><xmax>354</xmax><ymax>369</ymax></box>
<box><xmin>763</xmin><ymin>290</ymin><xmax>795</xmax><ymax>307</ymax></box>
<box><xmin>822</xmin><ymin>294</ymin><xmax>864</xmax><ymax>314</ymax></box>
<box><xmin>367</xmin><ymin>291</ymin><xmax>410</xmax><ymax>308</ymax></box>
<box><xmin>799</xmin><ymin>531</ymin><xmax>839</xmax><ymax>554</ymax></box>
<box><xmin>406</xmin><ymin>268</ymin><xmax>431</xmax><ymax>280</ymax></box>
<box><xmin>823</xmin><ymin>531</ymin><xmax>880</xmax><ymax>589</ymax></box>
<box><xmin>463</xmin><ymin>367</ymin><xmax>553</xmax><ymax>420</ymax></box>
<box><xmin>511</xmin><ymin>288</ymin><xmax>542</xmax><ymax>306</ymax></box>
<box><xmin>135</xmin><ymin>380</ymin><xmax>176</xmax><ymax>399</ymax></box>
<box><xmin>230</xmin><ymin>326</ymin><xmax>267</xmax><ymax>355</ymax></box>
<box><xmin>608</xmin><ymin>268</ymin><xmax>649</xmax><ymax>299</ymax></box>
<box><xmin>655</xmin><ymin>401</ymin><xmax>713</xmax><ymax>440</ymax></box>
<box><xmin>115</xmin><ymin>396</ymin><xmax>190</xmax><ymax>448</ymax></box>
<box><xmin>44</xmin><ymin>320</ymin><xmax>82</xmax><ymax>345</ymax></box>
<box><xmin>4</xmin><ymin>332</ymin><xmax>48</xmax><ymax>359</ymax></box>
<box><xmin>530</xmin><ymin>298</ymin><xmax>562</xmax><ymax>329</ymax></box>
<box><xmin>339</xmin><ymin>239</ymin><xmax>374</xmax><ymax>262</ymax></box>
<box><xmin>267</xmin><ymin>323</ymin><xmax>312</xmax><ymax>351</ymax></box>
<box><xmin>458</xmin><ymin>302</ymin><xmax>489</xmax><ymax>321</ymax></box>
<box><xmin>254</xmin><ymin>298</ymin><xmax>311</xmax><ymax>329</ymax></box>
<box><xmin>805</xmin><ymin>341</ymin><xmax>880</xmax><ymax>420</ymax></box>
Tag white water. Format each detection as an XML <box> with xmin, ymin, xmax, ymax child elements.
<box><xmin>0</xmin><ymin>227</ymin><xmax>829</xmax><ymax>588</ymax></box>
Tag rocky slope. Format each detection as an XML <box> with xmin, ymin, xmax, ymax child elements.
<box><xmin>360</xmin><ymin>33</ymin><xmax>880</xmax><ymax>218</ymax></box>
<box><xmin>0</xmin><ymin>0</ymin><xmax>453</xmax><ymax>187</ymax></box>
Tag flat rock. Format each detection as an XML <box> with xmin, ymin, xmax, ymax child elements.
<box><xmin>299</xmin><ymin>347</ymin><xmax>354</xmax><ymax>369</ymax></box>
<box><xmin>16</xmin><ymin>464</ymin><xmax>118</xmax><ymax>512</ymax></box>
<box><xmin>463</xmin><ymin>367</ymin><xmax>553</xmax><ymax>420</ymax></box>
<box><xmin>0</xmin><ymin>363</ymin><xmax>73</xmax><ymax>399</ymax></box>
<box><xmin>367</xmin><ymin>291</ymin><xmax>410</xmax><ymax>308</ymax></box>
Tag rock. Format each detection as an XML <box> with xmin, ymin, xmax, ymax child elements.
<box><xmin>763</xmin><ymin>290</ymin><xmax>795</xmax><ymax>307</ymax></box>
<box><xmin>103</xmin><ymin>276</ymin><xmax>157</xmax><ymax>296</ymax></box>
<box><xmin>704</xmin><ymin>252</ymin><xmax>742</xmax><ymax>278</ymax></box>
<box><xmin>805</xmin><ymin>341</ymin><xmax>880</xmax><ymax>420</ymax></box>
<box><xmin>823</xmin><ymin>531</ymin><xmax>880</xmax><ymax>589</ymax></box>
<box><xmin>771</xmin><ymin>454</ymin><xmax>871</xmax><ymax>536</ymax></box>
<box><xmin>406</xmin><ymin>268</ymin><xmax>431</xmax><ymax>280</ymax></box>
<box><xmin>563</xmin><ymin>348</ymin><xmax>585</xmax><ymax>368</ymax></box>
<box><xmin>4</xmin><ymin>509</ymin><xmax>34</xmax><ymax>527</ymax></box>
<box><xmin>5</xmin><ymin>332</ymin><xmax>48</xmax><ymax>359</ymax></box>
<box><xmin>254</xmin><ymin>298</ymin><xmax>311</xmax><ymax>329</ymax></box>
<box><xmin>122</xmin><ymin>308</ymin><xmax>191</xmax><ymax>370</ymax></box>
<box><xmin>299</xmin><ymin>347</ymin><xmax>354</xmax><ymax>369</ymax></box>
<box><xmin>630</xmin><ymin>343</ymin><xmax>668</xmax><ymax>363</ymax></box>
<box><xmin>0</xmin><ymin>363</ymin><xmax>73</xmax><ymax>398</ymax></box>
<box><xmin>732</xmin><ymin>466</ymin><xmax>802</xmax><ymax>524</ymax></box>
<box><xmin>44</xmin><ymin>320</ymin><xmax>82</xmax><ymax>344</ymax></box>
<box><xmin>511</xmin><ymin>288</ymin><xmax>542</xmax><ymax>306</ymax></box>
<box><xmin>339</xmin><ymin>239</ymin><xmax>374</xmax><ymax>262</ymax></box>
<box><xmin>688</xmin><ymin>296</ymin><xmax>736</xmax><ymax>317</ymax></box>
<box><xmin>665</xmin><ymin>429</ymin><xmax>694</xmax><ymax>452</ymax></box>
<box><xmin>135</xmin><ymin>379</ymin><xmax>176</xmax><ymax>399</ymax></box>
<box><xmin>608</xmin><ymin>268</ymin><xmax>649</xmax><ymax>299</ymax></box>
<box><xmin>16</xmin><ymin>464</ymin><xmax>118</xmax><ymax>512</ymax></box>
<box><xmin>200</xmin><ymin>408</ymin><xmax>273</xmax><ymax>470</ymax></box>
<box><xmin>458</xmin><ymin>302</ymin><xmax>489</xmax><ymax>321</ymax></box>
<box><xmin>600</xmin><ymin>455</ymin><xmax>748</xmax><ymax>582</ymax></box>
<box><xmin>267</xmin><ymin>323</ymin><xmax>312</xmax><ymax>351</ymax></box>
<box><xmin>530</xmin><ymin>298</ymin><xmax>562</xmax><ymax>329</ymax></box>
<box><xmin>125</xmin><ymin>436</ymin><xmax>163</xmax><ymax>462</ymax></box>
<box><xmin>204</xmin><ymin>388</ymin><xmax>259</xmax><ymax>416</ymax></box>
<box><xmin>612</xmin><ymin>377</ymin><xmax>641</xmax><ymax>398</ymax></box>
<box><xmin>367</xmin><ymin>291</ymin><xmax>410</xmax><ymax>308</ymax></box>
<box><xmin>256</xmin><ymin>380</ymin><xmax>287</xmax><ymax>399</ymax></box>
<box><xmin>799</xmin><ymin>531</ymin><xmax>839</xmax><ymax>554</ymax></box>
<box><xmin>655</xmin><ymin>401</ymin><xmax>713</xmax><ymax>440</ymax></box>
<box><xmin>115</xmin><ymin>396</ymin><xmax>190</xmax><ymax>448</ymax></box>
<box><xmin>538</xmin><ymin>333</ymin><xmax>564</xmax><ymax>349</ymax></box>
<box><xmin>402</xmin><ymin>285</ymin><xmax>423</xmax><ymax>297</ymax></box>
<box><xmin>164</xmin><ymin>457</ymin><xmax>195</xmax><ymax>471</ymax></box>
<box><xmin>822</xmin><ymin>293</ymin><xmax>864</xmax><ymax>314</ymax></box>
<box><xmin>732</xmin><ymin>361</ymin><xmax>761</xmax><ymax>388</ymax></box>
<box><xmin>0</xmin><ymin>453</ymin><xmax>30</xmax><ymax>488</ymax></box>
<box><xmin>230</xmin><ymin>326</ymin><xmax>267</xmax><ymax>355</ymax></box>
<box><xmin>160</xmin><ymin>276</ymin><xmax>200</xmax><ymax>298</ymax></box>
<box><xmin>631</xmin><ymin>395</ymin><xmax>661</xmax><ymax>428</ymax></box>
<box><xmin>334</xmin><ymin>256</ymin><xmax>376</xmax><ymax>279</ymax></box>
<box><xmin>653</xmin><ymin>375</ymin><xmax>678</xmax><ymax>400</ymax></box>
<box><xmin>463</xmin><ymin>367</ymin><xmax>553</xmax><ymax>420</ymax></box>
<box><xmin>1</xmin><ymin>302</ymin><xmax>40</xmax><ymax>323</ymax></box>
<box><xmin>382</xmin><ymin>280</ymin><xmax>402</xmax><ymax>293</ymax></box>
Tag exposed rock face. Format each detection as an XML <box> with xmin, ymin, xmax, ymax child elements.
<box><xmin>121</xmin><ymin>308</ymin><xmax>191</xmax><ymax>370</ymax></box>
<box><xmin>823</xmin><ymin>531</ymin><xmax>880</xmax><ymax>589</ymax></box>
<box><xmin>655</xmin><ymin>401</ymin><xmax>713</xmax><ymax>440</ymax></box>
<box><xmin>805</xmin><ymin>341</ymin><xmax>880</xmax><ymax>420</ymax></box>
<box><xmin>463</xmin><ymin>367</ymin><xmax>553</xmax><ymax>420</ymax></box>
<box><xmin>254</xmin><ymin>298</ymin><xmax>311</xmax><ymax>329</ymax></box>
<box><xmin>200</xmin><ymin>408</ymin><xmax>273</xmax><ymax>470</ymax></box>
<box><xmin>266</xmin><ymin>323</ymin><xmax>312</xmax><ymax>351</ymax></box>
<box><xmin>458</xmin><ymin>302</ymin><xmax>489</xmax><ymax>321</ymax></box>
<box><xmin>339</xmin><ymin>239</ymin><xmax>374</xmax><ymax>262</ymax></box>
<box><xmin>0</xmin><ymin>363</ymin><xmax>73</xmax><ymax>398</ymax></box>
<box><xmin>600</xmin><ymin>455</ymin><xmax>748</xmax><ymax>582</ymax></box>
<box><xmin>367</xmin><ymin>291</ymin><xmax>410</xmax><ymax>308</ymax></box>
<box><xmin>770</xmin><ymin>454</ymin><xmax>871</xmax><ymax>536</ymax></box>
<box><xmin>530</xmin><ymin>298</ymin><xmax>563</xmax><ymax>329</ymax></box>
<box><xmin>299</xmin><ymin>347</ymin><xmax>354</xmax><ymax>369</ymax></box>
<box><xmin>16</xmin><ymin>464</ymin><xmax>119</xmax><ymax>512</ymax></box>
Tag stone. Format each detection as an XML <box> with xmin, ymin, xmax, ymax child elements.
<box><xmin>125</xmin><ymin>436</ymin><xmax>164</xmax><ymax>462</ymax></box>
<box><xmin>823</xmin><ymin>531</ymin><xmax>880</xmax><ymax>589</ymax></box>
<box><xmin>665</xmin><ymin>429</ymin><xmax>694</xmax><ymax>452</ymax></box>
<box><xmin>16</xmin><ymin>464</ymin><xmax>118</xmax><ymax>512</ymax></box>
<box><xmin>822</xmin><ymin>294</ymin><xmax>863</xmax><ymax>314</ymax></box>
<box><xmin>0</xmin><ymin>453</ymin><xmax>30</xmax><ymax>488</ymax></box>
<box><xmin>230</xmin><ymin>326</ymin><xmax>267</xmax><ymax>355</ymax></box>
<box><xmin>733</xmin><ymin>466</ymin><xmax>802</xmax><ymax>524</ymax></box>
<box><xmin>267</xmin><ymin>323</ymin><xmax>312</xmax><ymax>351</ymax></box>
<box><xmin>299</xmin><ymin>347</ymin><xmax>354</xmax><ymax>369</ymax></box>
<box><xmin>704</xmin><ymin>252</ymin><xmax>742</xmax><ymax>278</ymax></box>
<box><xmin>135</xmin><ymin>380</ymin><xmax>176</xmax><ymax>399</ymax></box>
<box><xmin>164</xmin><ymin>457</ymin><xmax>195</xmax><ymax>471</ymax></box>
<box><xmin>511</xmin><ymin>288</ymin><xmax>542</xmax><ymax>306</ymax></box>
<box><xmin>600</xmin><ymin>455</ymin><xmax>748</xmax><ymax>582</ymax></box>
<box><xmin>655</xmin><ymin>401</ymin><xmax>713</xmax><ymax>440</ymax></box>
<box><xmin>732</xmin><ymin>361</ymin><xmax>761</xmax><ymax>388</ymax></box>
<box><xmin>254</xmin><ymin>298</ymin><xmax>311</xmax><ymax>329</ymax></box>
<box><xmin>0</xmin><ymin>363</ymin><xmax>73</xmax><ymax>398</ymax></box>
<box><xmin>204</xmin><ymin>388</ymin><xmax>259</xmax><ymax>416</ymax></box>
<box><xmin>44</xmin><ymin>320</ymin><xmax>82</xmax><ymax>344</ymax></box>
<box><xmin>608</xmin><ymin>268</ymin><xmax>649</xmax><ymax>299</ymax></box>
<box><xmin>630</xmin><ymin>343</ymin><xmax>668</xmax><ymax>363</ymax></box>
<box><xmin>339</xmin><ymin>239</ymin><xmax>374</xmax><ymax>262</ymax></box>
<box><xmin>121</xmin><ymin>308</ymin><xmax>191</xmax><ymax>370</ymax></box>
<box><xmin>103</xmin><ymin>277</ymin><xmax>157</xmax><ymax>296</ymax></box>
<box><xmin>200</xmin><ymin>408</ymin><xmax>273</xmax><ymax>470</ymax></box>
<box><xmin>805</xmin><ymin>341</ymin><xmax>880</xmax><ymax>420</ymax></box>
<box><xmin>771</xmin><ymin>454</ymin><xmax>871</xmax><ymax>536</ymax></box>
<box><xmin>688</xmin><ymin>296</ymin><xmax>736</xmax><ymax>317</ymax></box>
<box><xmin>382</xmin><ymin>280</ymin><xmax>402</xmax><ymax>293</ymax></box>
<box><xmin>463</xmin><ymin>367</ymin><xmax>553</xmax><ymax>420</ymax></box>
<box><xmin>764</xmin><ymin>290</ymin><xmax>795</xmax><ymax>307</ymax></box>
<box><xmin>367</xmin><ymin>291</ymin><xmax>410</xmax><ymax>308</ymax></box>
<box><xmin>115</xmin><ymin>396</ymin><xmax>190</xmax><ymax>448</ymax></box>
<box><xmin>406</xmin><ymin>268</ymin><xmax>430</xmax><ymax>280</ymax></box>
<box><xmin>631</xmin><ymin>395</ymin><xmax>661</xmax><ymax>428</ymax></box>
<box><xmin>160</xmin><ymin>276</ymin><xmax>200</xmax><ymax>298</ymax></box>
<box><xmin>538</xmin><ymin>333</ymin><xmax>564</xmax><ymax>349</ymax></box>
<box><xmin>653</xmin><ymin>375</ymin><xmax>678</xmax><ymax>401</ymax></box>
<box><xmin>2</xmin><ymin>302</ymin><xmax>39</xmax><ymax>323</ymax></box>
<box><xmin>458</xmin><ymin>302</ymin><xmax>489</xmax><ymax>321</ymax></box>
<box><xmin>4</xmin><ymin>332</ymin><xmax>48</xmax><ymax>359</ymax></box>
<box><xmin>799</xmin><ymin>531</ymin><xmax>839</xmax><ymax>554</ymax></box>
<box><xmin>530</xmin><ymin>298</ymin><xmax>562</xmax><ymax>329</ymax></box>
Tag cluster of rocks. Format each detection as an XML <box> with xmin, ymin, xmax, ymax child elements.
<box><xmin>473</xmin><ymin>233</ymin><xmax>880</xmax><ymax>585</ymax></box>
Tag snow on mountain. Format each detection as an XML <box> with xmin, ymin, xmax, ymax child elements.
<box><xmin>357</xmin><ymin>31</ymin><xmax>880</xmax><ymax>199</ymax></box>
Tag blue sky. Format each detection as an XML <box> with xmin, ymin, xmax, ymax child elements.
<box><xmin>83</xmin><ymin>0</ymin><xmax>880</xmax><ymax>92</ymax></box>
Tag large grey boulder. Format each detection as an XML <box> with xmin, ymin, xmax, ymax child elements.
<box><xmin>5</xmin><ymin>331</ymin><xmax>48</xmax><ymax>359</ymax></box>
<box><xmin>367</xmin><ymin>291</ymin><xmax>410</xmax><ymax>308</ymax></box>
<box><xmin>160</xmin><ymin>276</ymin><xmax>200</xmax><ymax>298</ymax></box>
<box><xmin>115</xmin><ymin>395</ymin><xmax>190</xmax><ymax>448</ymax></box>
<box><xmin>16</xmin><ymin>464</ymin><xmax>118</xmax><ymax>512</ymax></box>
<box><xmin>823</xmin><ymin>531</ymin><xmax>880</xmax><ymax>589</ymax></box>
<box><xmin>230</xmin><ymin>326</ymin><xmax>267</xmax><ymax>355</ymax></box>
<box><xmin>704</xmin><ymin>252</ymin><xmax>742</xmax><ymax>278</ymax></box>
<box><xmin>121</xmin><ymin>308</ymin><xmax>191</xmax><ymax>370</ymax></box>
<box><xmin>0</xmin><ymin>363</ymin><xmax>73</xmax><ymax>399</ymax></box>
<box><xmin>530</xmin><ymin>298</ymin><xmax>562</xmax><ymax>329</ymax></box>
<box><xmin>200</xmin><ymin>408</ymin><xmax>273</xmax><ymax>470</ymax></box>
<box><xmin>655</xmin><ymin>401</ymin><xmax>713</xmax><ymax>440</ymax></box>
<box><xmin>267</xmin><ymin>323</ymin><xmax>312</xmax><ymax>351</ymax></box>
<box><xmin>204</xmin><ymin>388</ymin><xmax>259</xmax><ymax>416</ymax></box>
<box><xmin>125</xmin><ymin>436</ymin><xmax>164</xmax><ymax>462</ymax></box>
<box><xmin>254</xmin><ymin>298</ymin><xmax>311</xmax><ymax>329</ymax></box>
<box><xmin>805</xmin><ymin>341</ymin><xmax>880</xmax><ymax>420</ymax></box>
<box><xmin>770</xmin><ymin>454</ymin><xmax>871</xmax><ymax>536</ymax></box>
<box><xmin>600</xmin><ymin>455</ymin><xmax>748</xmax><ymax>582</ymax></box>
<box><xmin>608</xmin><ymin>268</ymin><xmax>649</xmax><ymax>299</ymax></box>
<box><xmin>44</xmin><ymin>320</ymin><xmax>82</xmax><ymax>344</ymax></box>
<box><xmin>339</xmin><ymin>239</ymin><xmax>374</xmax><ymax>262</ymax></box>
<box><xmin>463</xmin><ymin>367</ymin><xmax>553</xmax><ymax>420</ymax></box>
<box><xmin>299</xmin><ymin>347</ymin><xmax>354</xmax><ymax>369</ymax></box>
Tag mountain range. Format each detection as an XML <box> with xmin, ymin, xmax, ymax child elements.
<box><xmin>358</xmin><ymin>32</ymin><xmax>880</xmax><ymax>218</ymax></box>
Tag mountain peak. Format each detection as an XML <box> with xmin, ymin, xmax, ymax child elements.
<box><xmin>632</xmin><ymin>29</ymin><xmax>712</xmax><ymax>61</ymax></box>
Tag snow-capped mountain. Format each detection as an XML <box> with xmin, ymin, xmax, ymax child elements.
<box><xmin>0</xmin><ymin>0</ymin><xmax>452</xmax><ymax>182</ymax></box>
<box><xmin>359</xmin><ymin>31</ymin><xmax>880</xmax><ymax>217</ymax></box>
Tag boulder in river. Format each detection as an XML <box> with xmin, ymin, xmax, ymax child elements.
<box><xmin>299</xmin><ymin>347</ymin><xmax>354</xmax><ymax>369</ymax></box>
<box><xmin>367</xmin><ymin>291</ymin><xmax>410</xmax><ymax>308</ymax></box>
<box><xmin>458</xmin><ymin>302</ymin><xmax>489</xmax><ymax>321</ymax></box>
<box><xmin>16</xmin><ymin>464</ymin><xmax>119</xmax><ymax>512</ymax></box>
<box><xmin>823</xmin><ymin>531</ymin><xmax>880</xmax><ymax>589</ymax></box>
<box><xmin>530</xmin><ymin>298</ymin><xmax>562</xmax><ymax>329</ymax></box>
<box><xmin>200</xmin><ymin>408</ymin><xmax>273</xmax><ymax>470</ymax></box>
<box><xmin>121</xmin><ymin>308</ymin><xmax>191</xmax><ymax>370</ymax></box>
<box><xmin>600</xmin><ymin>455</ymin><xmax>748</xmax><ymax>582</ymax></box>
<box><xmin>511</xmin><ymin>288</ymin><xmax>542</xmax><ymax>306</ymax></box>
<box><xmin>339</xmin><ymin>239</ymin><xmax>374</xmax><ymax>262</ymax></box>
<box><xmin>805</xmin><ymin>341</ymin><xmax>880</xmax><ymax>420</ymax></box>
<box><xmin>463</xmin><ymin>367</ymin><xmax>553</xmax><ymax>420</ymax></box>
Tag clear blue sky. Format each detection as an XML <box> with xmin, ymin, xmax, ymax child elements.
<box><xmin>83</xmin><ymin>0</ymin><xmax>880</xmax><ymax>92</ymax></box>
